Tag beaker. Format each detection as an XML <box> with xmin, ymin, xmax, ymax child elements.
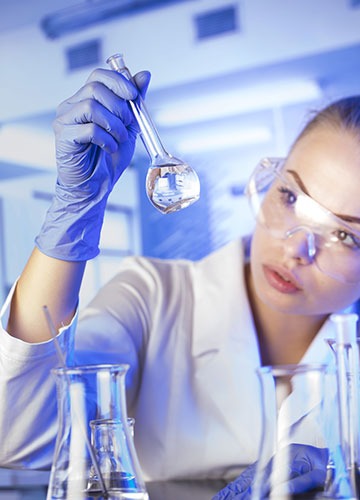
<box><xmin>106</xmin><ymin>53</ymin><xmax>200</xmax><ymax>214</ymax></box>
<box><xmin>47</xmin><ymin>364</ymin><xmax>148</xmax><ymax>500</ymax></box>
<box><xmin>87</xmin><ymin>419</ymin><xmax>138</xmax><ymax>494</ymax></box>
<box><xmin>251</xmin><ymin>364</ymin><xmax>355</xmax><ymax>500</ymax></box>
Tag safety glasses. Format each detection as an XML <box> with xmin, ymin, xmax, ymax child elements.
<box><xmin>245</xmin><ymin>158</ymin><xmax>360</xmax><ymax>283</ymax></box>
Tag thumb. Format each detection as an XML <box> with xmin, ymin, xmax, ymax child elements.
<box><xmin>133</xmin><ymin>70</ymin><xmax>151</xmax><ymax>99</ymax></box>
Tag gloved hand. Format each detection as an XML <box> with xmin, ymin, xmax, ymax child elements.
<box><xmin>212</xmin><ymin>444</ymin><xmax>328</xmax><ymax>499</ymax></box>
<box><xmin>35</xmin><ymin>67</ymin><xmax>151</xmax><ymax>261</ymax></box>
<box><xmin>212</xmin><ymin>462</ymin><xmax>256</xmax><ymax>500</ymax></box>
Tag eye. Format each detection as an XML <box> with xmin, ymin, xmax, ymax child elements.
<box><xmin>333</xmin><ymin>229</ymin><xmax>360</xmax><ymax>250</ymax></box>
<box><xmin>278</xmin><ymin>186</ymin><xmax>297</xmax><ymax>206</ymax></box>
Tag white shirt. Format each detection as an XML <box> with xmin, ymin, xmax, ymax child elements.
<box><xmin>0</xmin><ymin>238</ymin><xmax>336</xmax><ymax>480</ymax></box>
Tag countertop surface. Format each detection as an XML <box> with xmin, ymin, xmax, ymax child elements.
<box><xmin>0</xmin><ymin>468</ymin><xmax>227</xmax><ymax>499</ymax></box>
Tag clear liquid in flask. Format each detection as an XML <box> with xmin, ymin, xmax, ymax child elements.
<box><xmin>146</xmin><ymin>163</ymin><xmax>200</xmax><ymax>214</ymax></box>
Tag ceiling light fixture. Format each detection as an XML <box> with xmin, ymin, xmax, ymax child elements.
<box><xmin>176</xmin><ymin>126</ymin><xmax>272</xmax><ymax>154</ymax></box>
<box><xmin>41</xmin><ymin>0</ymin><xmax>192</xmax><ymax>39</ymax></box>
<box><xmin>155</xmin><ymin>79</ymin><xmax>322</xmax><ymax>126</ymax></box>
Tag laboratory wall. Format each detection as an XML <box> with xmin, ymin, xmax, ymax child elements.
<box><xmin>1</xmin><ymin>0</ymin><xmax>360</xmax><ymax>306</ymax></box>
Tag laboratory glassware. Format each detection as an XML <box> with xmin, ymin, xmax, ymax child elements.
<box><xmin>47</xmin><ymin>364</ymin><xmax>148</xmax><ymax>500</ymax></box>
<box><xmin>251</xmin><ymin>364</ymin><xmax>355</xmax><ymax>500</ymax></box>
<box><xmin>106</xmin><ymin>53</ymin><xmax>200</xmax><ymax>214</ymax></box>
<box><xmin>87</xmin><ymin>419</ymin><xmax>137</xmax><ymax>494</ymax></box>
<box><xmin>328</xmin><ymin>313</ymin><xmax>360</xmax><ymax>497</ymax></box>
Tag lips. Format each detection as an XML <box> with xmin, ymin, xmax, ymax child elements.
<box><xmin>263</xmin><ymin>264</ymin><xmax>302</xmax><ymax>294</ymax></box>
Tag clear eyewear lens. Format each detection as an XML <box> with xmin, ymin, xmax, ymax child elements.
<box><xmin>246</xmin><ymin>158</ymin><xmax>360</xmax><ymax>283</ymax></box>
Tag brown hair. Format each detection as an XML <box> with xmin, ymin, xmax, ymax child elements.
<box><xmin>293</xmin><ymin>96</ymin><xmax>360</xmax><ymax>146</ymax></box>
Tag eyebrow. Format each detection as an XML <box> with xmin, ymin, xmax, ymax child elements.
<box><xmin>286</xmin><ymin>169</ymin><xmax>360</xmax><ymax>225</ymax></box>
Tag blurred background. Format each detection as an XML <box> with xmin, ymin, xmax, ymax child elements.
<box><xmin>1</xmin><ymin>0</ymin><xmax>360</xmax><ymax>307</ymax></box>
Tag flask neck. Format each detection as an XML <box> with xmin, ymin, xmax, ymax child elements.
<box><xmin>107</xmin><ymin>53</ymin><xmax>169</xmax><ymax>162</ymax></box>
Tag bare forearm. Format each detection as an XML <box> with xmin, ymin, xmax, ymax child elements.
<box><xmin>5</xmin><ymin>68</ymin><xmax>144</xmax><ymax>343</ymax></box>
<box><xmin>7</xmin><ymin>247</ymin><xmax>86</xmax><ymax>343</ymax></box>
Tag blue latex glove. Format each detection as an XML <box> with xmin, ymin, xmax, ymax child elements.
<box><xmin>35</xmin><ymin>68</ymin><xmax>151</xmax><ymax>261</ymax></box>
<box><xmin>212</xmin><ymin>463</ymin><xmax>256</xmax><ymax>500</ymax></box>
<box><xmin>212</xmin><ymin>444</ymin><xmax>328</xmax><ymax>499</ymax></box>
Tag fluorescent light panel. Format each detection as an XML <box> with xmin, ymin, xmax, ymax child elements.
<box><xmin>177</xmin><ymin>126</ymin><xmax>272</xmax><ymax>153</ymax></box>
<box><xmin>41</xmin><ymin>0</ymin><xmax>192</xmax><ymax>39</ymax></box>
<box><xmin>155</xmin><ymin>79</ymin><xmax>322</xmax><ymax>126</ymax></box>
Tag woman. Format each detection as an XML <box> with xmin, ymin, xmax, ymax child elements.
<box><xmin>0</xmin><ymin>66</ymin><xmax>359</xmax><ymax>488</ymax></box>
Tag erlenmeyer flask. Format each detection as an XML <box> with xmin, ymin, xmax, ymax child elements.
<box><xmin>106</xmin><ymin>53</ymin><xmax>200</xmax><ymax>214</ymax></box>
<box><xmin>252</xmin><ymin>364</ymin><xmax>355</xmax><ymax>500</ymax></box>
<box><xmin>47</xmin><ymin>364</ymin><xmax>148</xmax><ymax>500</ymax></box>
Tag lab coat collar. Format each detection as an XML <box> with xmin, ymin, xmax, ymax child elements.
<box><xmin>275</xmin><ymin>318</ymin><xmax>337</xmax><ymax>435</ymax></box>
<box><xmin>190</xmin><ymin>238</ymin><xmax>263</xmax><ymax>462</ymax></box>
<box><xmin>191</xmin><ymin>238</ymin><xmax>256</xmax><ymax>359</ymax></box>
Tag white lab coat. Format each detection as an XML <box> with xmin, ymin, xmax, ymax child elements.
<box><xmin>0</xmin><ymin>238</ymin><xmax>336</xmax><ymax>480</ymax></box>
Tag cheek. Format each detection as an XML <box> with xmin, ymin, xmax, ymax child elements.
<box><xmin>249</xmin><ymin>232</ymin><xmax>262</xmax><ymax>278</ymax></box>
<box><xmin>250</xmin><ymin>225</ymin><xmax>267</xmax><ymax>259</ymax></box>
<box><xmin>299</xmin><ymin>273</ymin><xmax>360</xmax><ymax>315</ymax></box>
<box><xmin>250</xmin><ymin>225</ymin><xmax>277</xmax><ymax>274</ymax></box>
<box><xmin>249</xmin><ymin>228</ymin><xmax>271</xmax><ymax>295</ymax></box>
<box><xmin>320</xmin><ymin>281</ymin><xmax>360</xmax><ymax>312</ymax></box>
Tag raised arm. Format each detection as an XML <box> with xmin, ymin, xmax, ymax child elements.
<box><xmin>7</xmin><ymin>67</ymin><xmax>151</xmax><ymax>343</ymax></box>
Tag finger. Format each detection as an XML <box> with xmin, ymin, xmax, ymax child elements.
<box><xmin>133</xmin><ymin>70</ymin><xmax>151</xmax><ymax>98</ymax></box>
<box><xmin>54</xmin><ymin>98</ymin><xmax>132</xmax><ymax>145</ymax></box>
<box><xmin>57</xmin><ymin>82</ymin><xmax>135</xmax><ymax>125</ymax></box>
<box><xmin>288</xmin><ymin>468</ymin><xmax>326</xmax><ymax>493</ymax></box>
<box><xmin>287</xmin><ymin>445</ymin><xmax>328</xmax><ymax>475</ymax></box>
<box><xmin>213</xmin><ymin>485</ymin><xmax>251</xmax><ymax>500</ymax></box>
<box><xmin>58</xmin><ymin>123</ymin><xmax>120</xmax><ymax>154</ymax></box>
<box><xmin>86</xmin><ymin>67</ymin><xmax>138</xmax><ymax>100</ymax></box>
<box><xmin>212</xmin><ymin>463</ymin><xmax>257</xmax><ymax>499</ymax></box>
<box><xmin>289</xmin><ymin>458</ymin><xmax>312</xmax><ymax>477</ymax></box>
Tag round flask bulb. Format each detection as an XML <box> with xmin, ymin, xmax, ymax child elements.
<box><xmin>146</xmin><ymin>161</ymin><xmax>200</xmax><ymax>214</ymax></box>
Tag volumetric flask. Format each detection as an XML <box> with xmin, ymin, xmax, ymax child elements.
<box><xmin>47</xmin><ymin>364</ymin><xmax>148</xmax><ymax>500</ymax></box>
<box><xmin>252</xmin><ymin>364</ymin><xmax>355</xmax><ymax>500</ymax></box>
<box><xmin>106</xmin><ymin>53</ymin><xmax>200</xmax><ymax>214</ymax></box>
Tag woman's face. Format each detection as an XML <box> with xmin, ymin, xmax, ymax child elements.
<box><xmin>250</xmin><ymin>125</ymin><xmax>360</xmax><ymax>315</ymax></box>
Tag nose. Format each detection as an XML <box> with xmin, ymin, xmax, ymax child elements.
<box><xmin>284</xmin><ymin>226</ymin><xmax>316</xmax><ymax>264</ymax></box>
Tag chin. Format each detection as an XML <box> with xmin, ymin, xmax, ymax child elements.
<box><xmin>255</xmin><ymin>280</ymin><xmax>306</xmax><ymax>314</ymax></box>
<box><xmin>263</xmin><ymin>295</ymin><xmax>301</xmax><ymax>314</ymax></box>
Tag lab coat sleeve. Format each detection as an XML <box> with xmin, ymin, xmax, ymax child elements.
<box><xmin>74</xmin><ymin>256</ymin><xmax>159</xmax><ymax>412</ymax></box>
<box><xmin>0</xmin><ymin>282</ymin><xmax>77</xmax><ymax>470</ymax></box>
<box><xmin>0</xmin><ymin>256</ymin><xmax>155</xmax><ymax>469</ymax></box>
